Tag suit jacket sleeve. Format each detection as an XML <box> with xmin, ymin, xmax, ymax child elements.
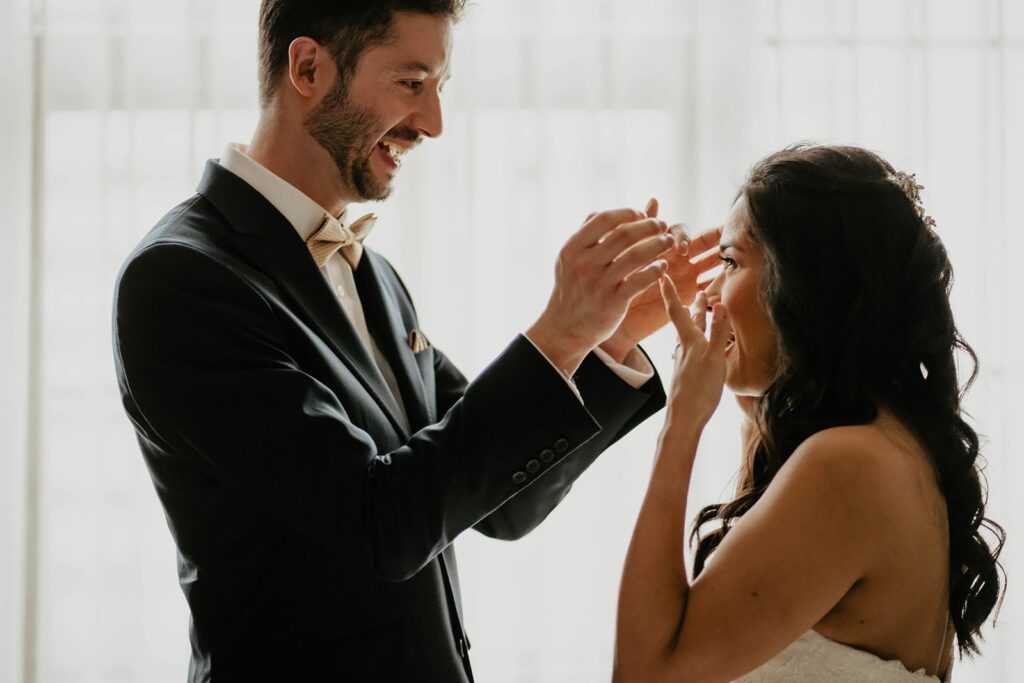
<box><xmin>115</xmin><ymin>242</ymin><xmax>633</xmax><ymax>582</ymax></box>
<box><xmin>372</xmin><ymin>255</ymin><xmax>666</xmax><ymax>543</ymax></box>
<box><xmin>470</xmin><ymin>347</ymin><xmax>666</xmax><ymax>540</ymax></box>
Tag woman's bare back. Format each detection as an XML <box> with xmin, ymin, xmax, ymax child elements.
<box><xmin>813</xmin><ymin>411</ymin><xmax>952</xmax><ymax>677</ymax></box>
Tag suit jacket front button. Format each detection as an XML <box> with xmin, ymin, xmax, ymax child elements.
<box><xmin>554</xmin><ymin>437</ymin><xmax>570</xmax><ymax>453</ymax></box>
<box><xmin>512</xmin><ymin>471</ymin><xmax>527</xmax><ymax>485</ymax></box>
<box><xmin>539</xmin><ymin>449</ymin><xmax>555</xmax><ymax>463</ymax></box>
<box><xmin>525</xmin><ymin>459</ymin><xmax>540</xmax><ymax>473</ymax></box>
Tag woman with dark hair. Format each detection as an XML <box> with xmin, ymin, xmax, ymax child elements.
<box><xmin>613</xmin><ymin>144</ymin><xmax>1004</xmax><ymax>682</ymax></box>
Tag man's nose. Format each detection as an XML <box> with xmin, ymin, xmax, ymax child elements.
<box><xmin>412</xmin><ymin>89</ymin><xmax>444</xmax><ymax>139</ymax></box>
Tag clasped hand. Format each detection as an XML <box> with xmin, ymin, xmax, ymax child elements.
<box><xmin>527</xmin><ymin>200</ymin><xmax>721</xmax><ymax>376</ymax></box>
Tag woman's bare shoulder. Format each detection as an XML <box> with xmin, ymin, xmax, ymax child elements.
<box><xmin>777</xmin><ymin>420</ymin><xmax>924</xmax><ymax>511</ymax></box>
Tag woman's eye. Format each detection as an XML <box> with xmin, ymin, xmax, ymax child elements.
<box><xmin>719</xmin><ymin>255</ymin><xmax>737</xmax><ymax>270</ymax></box>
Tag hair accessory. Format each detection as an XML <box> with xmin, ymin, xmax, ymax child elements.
<box><xmin>889</xmin><ymin>170</ymin><xmax>936</xmax><ymax>229</ymax></box>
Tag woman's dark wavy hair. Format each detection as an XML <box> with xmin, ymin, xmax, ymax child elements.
<box><xmin>690</xmin><ymin>143</ymin><xmax>1005</xmax><ymax>657</ymax></box>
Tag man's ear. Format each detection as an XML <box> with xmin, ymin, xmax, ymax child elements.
<box><xmin>287</xmin><ymin>37</ymin><xmax>333</xmax><ymax>99</ymax></box>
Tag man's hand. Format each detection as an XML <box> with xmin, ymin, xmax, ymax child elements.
<box><xmin>600</xmin><ymin>198</ymin><xmax>723</xmax><ymax>363</ymax></box>
<box><xmin>527</xmin><ymin>207</ymin><xmax>675</xmax><ymax>377</ymax></box>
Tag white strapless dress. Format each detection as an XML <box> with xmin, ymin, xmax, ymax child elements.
<box><xmin>733</xmin><ymin>630</ymin><xmax>947</xmax><ymax>682</ymax></box>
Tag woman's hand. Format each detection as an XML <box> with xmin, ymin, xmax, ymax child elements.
<box><xmin>659</xmin><ymin>277</ymin><xmax>730</xmax><ymax>427</ymax></box>
<box><xmin>600</xmin><ymin>199</ymin><xmax>722</xmax><ymax>363</ymax></box>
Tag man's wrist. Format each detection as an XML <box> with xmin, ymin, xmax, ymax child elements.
<box><xmin>524</xmin><ymin>320</ymin><xmax>590</xmax><ymax>378</ymax></box>
<box><xmin>599</xmin><ymin>332</ymin><xmax>637</xmax><ymax>365</ymax></box>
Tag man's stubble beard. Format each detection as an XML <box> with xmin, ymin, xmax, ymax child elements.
<box><xmin>304</xmin><ymin>77</ymin><xmax>392</xmax><ymax>202</ymax></box>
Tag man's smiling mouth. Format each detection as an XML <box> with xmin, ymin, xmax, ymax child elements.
<box><xmin>376</xmin><ymin>140</ymin><xmax>409</xmax><ymax>166</ymax></box>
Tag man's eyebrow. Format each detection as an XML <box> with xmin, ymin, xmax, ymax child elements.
<box><xmin>396</xmin><ymin>60</ymin><xmax>433</xmax><ymax>73</ymax></box>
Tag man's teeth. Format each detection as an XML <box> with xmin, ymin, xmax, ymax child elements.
<box><xmin>381</xmin><ymin>141</ymin><xmax>408</xmax><ymax>164</ymax></box>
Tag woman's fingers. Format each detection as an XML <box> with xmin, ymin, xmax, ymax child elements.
<box><xmin>707</xmin><ymin>303</ymin><xmax>731</xmax><ymax>353</ymax></box>
<box><xmin>687</xmin><ymin>225</ymin><xmax>723</xmax><ymax>256</ymax></box>
<box><xmin>689</xmin><ymin>249</ymin><xmax>723</xmax><ymax>275</ymax></box>
<box><xmin>691</xmin><ymin>291</ymin><xmax>708</xmax><ymax>333</ymax></box>
<box><xmin>659</xmin><ymin>276</ymin><xmax>701</xmax><ymax>345</ymax></box>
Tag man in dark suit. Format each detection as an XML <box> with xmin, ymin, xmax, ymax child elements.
<box><xmin>112</xmin><ymin>2</ymin><xmax>718</xmax><ymax>681</ymax></box>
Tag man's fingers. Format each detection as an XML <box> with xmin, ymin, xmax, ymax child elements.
<box><xmin>669</xmin><ymin>223</ymin><xmax>690</xmax><ymax>255</ymax></box>
<box><xmin>687</xmin><ymin>225</ymin><xmax>723</xmax><ymax>255</ymax></box>
<box><xmin>644</xmin><ymin>197</ymin><xmax>659</xmax><ymax>218</ymax></box>
<box><xmin>707</xmin><ymin>303</ymin><xmax>731</xmax><ymax>353</ymax></box>
<box><xmin>619</xmin><ymin>259</ymin><xmax>669</xmax><ymax>303</ymax></box>
<box><xmin>594</xmin><ymin>217</ymin><xmax>669</xmax><ymax>260</ymax></box>
<box><xmin>606</xmin><ymin>232</ymin><xmax>674</xmax><ymax>283</ymax></box>
<box><xmin>569</xmin><ymin>208</ymin><xmax>648</xmax><ymax>251</ymax></box>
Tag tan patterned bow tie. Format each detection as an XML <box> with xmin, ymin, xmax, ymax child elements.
<box><xmin>306</xmin><ymin>212</ymin><xmax>377</xmax><ymax>269</ymax></box>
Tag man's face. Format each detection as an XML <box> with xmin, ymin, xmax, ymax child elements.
<box><xmin>305</xmin><ymin>12</ymin><xmax>453</xmax><ymax>202</ymax></box>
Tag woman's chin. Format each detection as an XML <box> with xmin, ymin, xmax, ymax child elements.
<box><xmin>724</xmin><ymin>372</ymin><xmax>763</xmax><ymax>397</ymax></box>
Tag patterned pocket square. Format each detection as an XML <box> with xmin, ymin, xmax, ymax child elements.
<box><xmin>407</xmin><ymin>329</ymin><xmax>430</xmax><ymax>354</ymax></box>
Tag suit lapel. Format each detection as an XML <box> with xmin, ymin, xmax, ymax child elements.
<box><xmin>353</xmin><ymin>251</ymin><xmax>431</xmax><ymax>431</ymax></box>
<box><xmin>196</xmin><ymin>161</ymin><xmax>410</xmax><ymax>439</ymax></box>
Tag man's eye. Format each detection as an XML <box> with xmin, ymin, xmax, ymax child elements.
<box><xmin>402</xmin><ymin>80</ymin><xmax>424</xmax><ymax>92</ymax></box>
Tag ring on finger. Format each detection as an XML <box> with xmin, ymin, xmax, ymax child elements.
<box><xmin>670</xmin><ymin>222</ymin><xmax>691</xmax><ymax>255</ymax></box>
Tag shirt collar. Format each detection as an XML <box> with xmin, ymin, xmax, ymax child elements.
<box><xmin>218</xmin><ymin>143</ymin><xmax>345</xmax><ymax>241</ymax></box>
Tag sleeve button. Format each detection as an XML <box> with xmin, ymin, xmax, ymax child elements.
<box><xmin>554</xmin><ymin>437</ymin><xmax>570</xmax><ymax>453</ymax></box>
<box><xmin>525</xmin><ymin>459</ymin><xmax>541</xmax><ymax>473</ymax></box>
<box><xmin>512</xmin><ymin>471</ymin><xmax>528</xmax><ymax>485</ymax></box>
<box><xmin>539</xmin><ymin>449</ymin><xmax>555</xmax><ymax>463</ymax></box>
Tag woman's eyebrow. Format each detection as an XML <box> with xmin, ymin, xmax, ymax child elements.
<box><xmin>719</xmin><ymin>240</ymin><xmax>745</xmax><ymax>253</ymax></box>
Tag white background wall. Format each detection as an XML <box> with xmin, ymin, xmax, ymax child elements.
<box><xmin>2</xmin><ymin>0</ymin><xmax>1020</xmax><ymax>681</ymax></box>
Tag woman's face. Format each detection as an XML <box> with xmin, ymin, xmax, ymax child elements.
<box><xmin>705</xmin><ymin>196</ymin><xmax>779</xmax><ymax>396</ymax></box>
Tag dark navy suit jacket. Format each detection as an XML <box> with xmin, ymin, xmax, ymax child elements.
<box><xmin>112</xmin><ymin>161</ymin><xmax>666</xmax><ymax>682</ymax></box>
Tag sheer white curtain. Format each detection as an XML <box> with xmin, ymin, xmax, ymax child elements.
<box><xmin>6</xmin><ymin>0</ymin><xmax>1019</xmax><ymax>681</ymax></box>
<box><xmin>2</xmin><ymin>0</ymin><xmax>36</xmax><ymax>681</ymax></box>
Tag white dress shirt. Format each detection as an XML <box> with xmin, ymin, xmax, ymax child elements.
<box><xmin>218</xmin><ymin>144</ymin><xmax>654</xmax><ymax>414</ymax></box>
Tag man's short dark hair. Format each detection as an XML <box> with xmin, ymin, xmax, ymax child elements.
<box><xmin>258</xmin><ymin>0</ymin><xmax>466</xmax><ymax>108</ymax></box>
